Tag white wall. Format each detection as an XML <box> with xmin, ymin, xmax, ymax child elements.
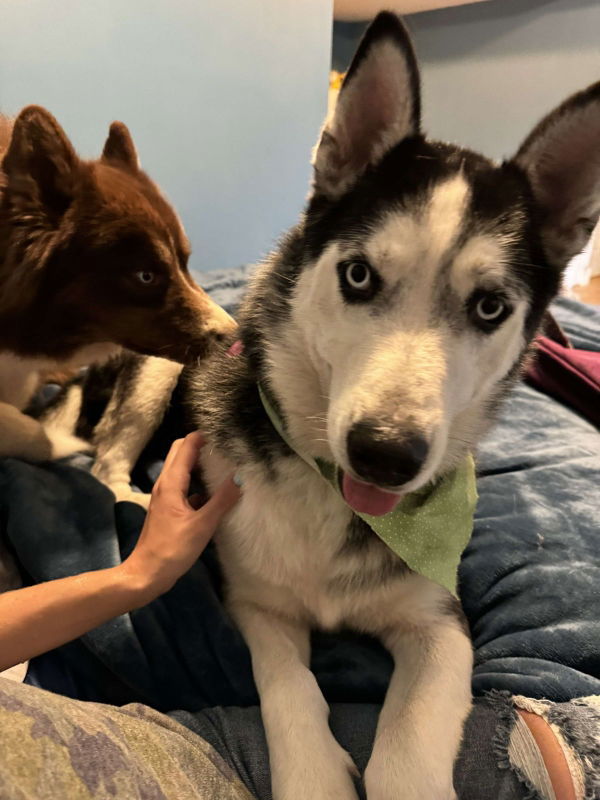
<box><xmin>1</xmin><ymin>1</ymin><xmax>333</xmax><ymax>275</ymax></box>
<box><xmin>333</xmin><ymin>0</ymin><xmax>599</xmax><ymax>161</ymax></box>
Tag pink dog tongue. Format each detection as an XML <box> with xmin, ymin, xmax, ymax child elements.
<box><xmin>342</xmin><ymin>473</ymin><xmax>402</xmax><ymax>516</ymax></box>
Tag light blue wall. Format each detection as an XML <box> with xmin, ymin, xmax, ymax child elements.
<box><xmin>333</xmin><ymin>0</ymin><xmax>599</xmax><ymax>161</ymax></box>
<box><xmin>1</xmin><ymin>1</ymin><xmax>333</xmax><ymax>275</ymax></box>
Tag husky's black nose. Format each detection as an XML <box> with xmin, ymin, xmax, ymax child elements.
<box><xmin>346</xmin><ymin>421</ymin><xmax>428</xmax><ymax>487</ymax></box>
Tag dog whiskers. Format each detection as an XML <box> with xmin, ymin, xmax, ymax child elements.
<box><xmin>272</xmin><ymin>271</ymin><xmax>295</xmax><ymax>285</ymax></box>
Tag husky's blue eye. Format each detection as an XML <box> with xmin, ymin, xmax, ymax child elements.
<box><xmin>470</xmin><ymin>291</ymin><xmax>511</xmax><ymax>331</ymax></box>
<box><xmin>338</xmin><ymin>259</ymin><xmax>380</xmax><ymax>303</ymax></box>
<box><xmin>476</xmin><ymin>296</ymin><xmax>504</xmax><ymax>320</ymax></box>
<box><xmin>346</xmin><ymin>261</ymin><xmax>370</xmax><ymax>289</ymax></box>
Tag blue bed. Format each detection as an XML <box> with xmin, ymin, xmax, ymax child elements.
<box><xmin>0</xmin><ymin>267</ymin><xmax>598</xmax><ymax>710</ymax></box>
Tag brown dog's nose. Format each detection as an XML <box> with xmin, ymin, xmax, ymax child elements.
<box><xmin>347</xmin><ymin>420</ymin><xmax>428</xmax><ymax>487</ymax></box>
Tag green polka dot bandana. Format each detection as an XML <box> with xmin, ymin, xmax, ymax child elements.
<box><xmin>259</xmin><ymin>383</ymin><xmax>477</xmax><ymax>597</ymax></box>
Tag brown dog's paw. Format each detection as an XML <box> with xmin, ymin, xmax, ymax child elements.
<box><xmin>46</xmin><ymin>430</ymin><xmax>94</xmax><ymax>460</ymax></box>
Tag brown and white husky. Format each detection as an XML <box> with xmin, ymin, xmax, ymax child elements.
<box><xmin>0</xmin><ymin>105</ymin><xmax>233</xmax><ymax>465</ymax></box>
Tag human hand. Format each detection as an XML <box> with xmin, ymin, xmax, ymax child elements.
<box><xmin>121</xmin><ymin>431</ymin><xmax>240</xmax><ymax>601</ymax></box>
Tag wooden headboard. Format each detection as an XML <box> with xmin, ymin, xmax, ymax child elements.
<box><xmin>334</xmin><ymin>0</ymin><xmax>489</xmax><ymax>20</ymax></box>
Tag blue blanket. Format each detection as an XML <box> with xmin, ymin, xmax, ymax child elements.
<box><xmin>1</xmin><ymin>272</ymin><xmax>598</xmax><ymax>710</ymax></box>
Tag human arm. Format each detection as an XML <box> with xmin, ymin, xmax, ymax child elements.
<box><xmin>0</xmin><ymin>432</ymin><xmax>239</xmax><ymax>672</ymax></box>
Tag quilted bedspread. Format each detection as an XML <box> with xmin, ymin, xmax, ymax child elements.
<box><xmin>0</xmin><ymin>267</ymin><xmax>598</xmax><ymax>711</ymax></box>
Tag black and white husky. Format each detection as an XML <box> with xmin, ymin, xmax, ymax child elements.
<box><xmin>34</xmin><ymin>12</ymin><xmax>600</xmax><ymax>798</ymax></box>
<box><xmin>187</xmin><ymin>15</ymin><xmax>600</xmax><ymax>800</ymax></box>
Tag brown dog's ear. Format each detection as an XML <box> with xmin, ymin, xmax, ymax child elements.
<box><xmin>101</xmin><ymin>121</ymin><xmax>139</xmax><ymax>171</ymax></box>
<box><xmin>513</xmin><ymin>81</ymin><xmax>600</xmax><ymax>269</ymax></box>
<box><xmin>3</xmin><ymin>105</ymin><xmax>78</xmax><ymax>218</ymax></box>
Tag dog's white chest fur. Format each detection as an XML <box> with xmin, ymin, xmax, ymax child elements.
<box><xmin>204</xmin><ymin>453</ymin><xmax>345</xmax><ymax>622</ymax></box>
<box><xmin>202</xmin><ymin>451</ymin><xmax>434</xmax><ymax>632</ymax></box>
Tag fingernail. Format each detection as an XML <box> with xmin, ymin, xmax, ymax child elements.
<box><xmin>233</xmin><ymin>473</ymin><xmax>244</xmax><ymax>488</ymax></box>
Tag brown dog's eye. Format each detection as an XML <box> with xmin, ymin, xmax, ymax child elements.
<box><xmin>135</xmin><ymin>270</ymin><xmax>155</xmax><ymax>285</ymax></box>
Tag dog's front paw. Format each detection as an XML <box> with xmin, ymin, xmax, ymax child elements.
<box><xmin>365</xmin><ymin>769</ymin><xmax>456</xmax><ymax>800</ymax></box>
<box><xmin>47</xmin><ymin>429</ymin><xmax>94</xmax><ymax>460</ymax></box>
<box><xmin>272</xmin><ymin>736</ymin><xmax>359</xmax><ymax>800</ymax></box>
<box><xmin>364</xmin><ymin>740</ymin><xmax>456</xmax><ymax>800</ymax></box>
<box><xmin>110</xmin><ymin>483</ymin><xmax>151</xmax><ymax>509</ymax></box>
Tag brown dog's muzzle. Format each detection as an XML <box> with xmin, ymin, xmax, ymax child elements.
<box><xmin>150</xmin><ymin>281</ymin><xmax>237</xmax><ymax>364</ymax></box>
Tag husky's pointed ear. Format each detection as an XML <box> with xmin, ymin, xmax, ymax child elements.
<box><xmin>514</xmin><ymin>81</ymin><xmax>600</xmax><ymax>268</ymax></box>
<box><xmin>102</xmin><ymin>121</ymin><xmax>139</xmax><ymax>171</ymax></box>
<box><xmin>313</xmin><ymin>12</ymin><xmax>420</xmax><ymax>199</ymax></box>
<box><xmin>2</xmin><ymin>105</ymin><xmax>78</xmax><ymax>218</ymax></box>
